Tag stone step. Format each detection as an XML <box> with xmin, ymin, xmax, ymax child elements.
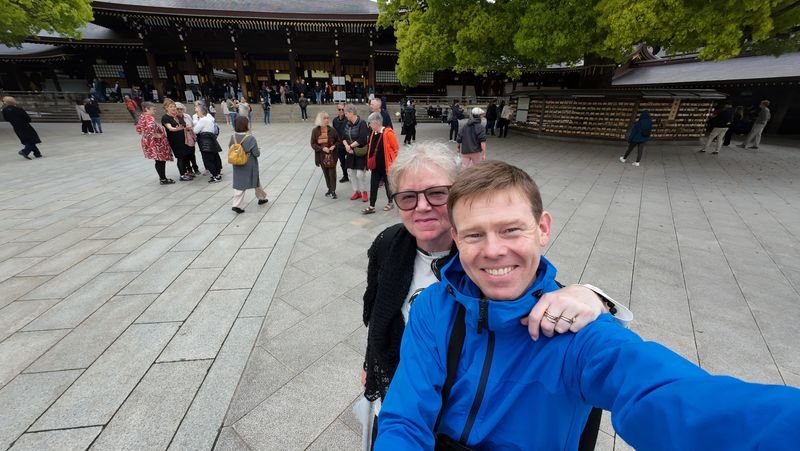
<box><xmin>20</xmin><ymin>102</ymin><xmax>483</xmax><ymax>124</ymax></box>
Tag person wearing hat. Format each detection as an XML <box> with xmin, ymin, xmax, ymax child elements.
<box><xmin>455</xmin><ymin>107</ymin><xmax>487</xmax><ymax>168</ymax></box>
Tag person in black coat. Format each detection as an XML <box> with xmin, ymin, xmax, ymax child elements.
<box><xmin>485</xmin><ymin>99</ymin><xmax>498</xmax><ymax>136</ymax></box>
<box><xmin>85</xmin><ymin>98</ymin><xmax>103</xmax><ymax>134</ymax></box>
<box><xmin>401</xmin><ymin>101</ymin><xmax>417</xmax><ymax>145</ymax></box>
<box><xmin>2</xmin><ymin>96</ymin><xmax>43</xmax><ymax>159</ymax></box>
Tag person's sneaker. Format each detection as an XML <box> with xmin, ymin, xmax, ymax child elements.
<box><xmin>194</xmin><ymin>170</ymin><xmax>202</xmax><ymax>176</ymax></box>
<box><xmin>18</xmin><ymin>151</ymin><xmax>31</xmax><ymax>160</ymax></box>
<box><xmin>350</xmin><ymin>192</ymin><xmax>361</xmax><ymax>200</ymax></box>
<box><xmin>619</xmin><ymin>156</ymin><xmax>626</xmax><ymax>162</ymax></box>
<box><xmin>711</xmin><ymin>151</ymin><xmax>719</xmax><ymax>154</ymax></box>
<box><xmin>179</xmin><ymin>175</ymin><xmax>192</xmax><ymax>181</ymax></box>
<box><xmin>34</xmin><ymin>155</ymin><xmax>43</xmax><ymax>158</ymax></box>
<box><xmin>331</xmin><ymin>192</ymin><xmax>338</xmax><ymax>199</ymax></box>
<box><xmin>324</xmin><ymin>192</ymin><xmax>332</xmax><ymax>198</ymax></box>
<box><xmin>632</xmin><ymin>162</ymin><xmax>640</xmax><ymax>167</ymax></box>
<box><xmin>232</xmin><ymin>207</ymin><xmax>245</xmax><ymax>214</ymax></box>
<box><xmin>214</xmin><ymin>175</ymin><xmax>222</xmax><ymax>181</ymax></box>
<box><xmin>160</xmin><ymin>178</ymin><xmax>176</xmax><ymax>185</ymax></box>
<box><xmin>362</xmin><ymin>191</ymin><xmax>369</xmax><ymax>202</ymax></box>
<box><xmin>208</xmin><ymin>177</ymin><xmax>220</xmax><ymax>183</ymax></box>
<box><xmin>339</xmin><ymin>177</ymin><xmax>350</xmax><ymax>183</ymax></box>
<box><xmin>698</xmin><ymin>149</ymin><xmax>706</xmax><ymax>153</ymax></box>
<box><xmin>258</xmin><ymin>199</ymin><xmax>269</xmax><ymax>205</ymax></box>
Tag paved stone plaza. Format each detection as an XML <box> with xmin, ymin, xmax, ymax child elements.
<box><xmin>0</xmin><ymin>119</ymin><xmax>798</xmax><ymax>450</ymax></box>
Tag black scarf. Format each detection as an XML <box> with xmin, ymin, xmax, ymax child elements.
<box><xmin>362</xmin><ymin>223</ymin><xmax>457</xmax><ymax>401</ymax></box>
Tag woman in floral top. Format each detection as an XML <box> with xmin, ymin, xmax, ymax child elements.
<box><xmin>135</xmin><ymin>101</ymin><xmax>175</xmax><ymax>184</ymax></box>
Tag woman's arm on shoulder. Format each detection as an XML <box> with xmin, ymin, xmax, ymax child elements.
<box><xmin>520</xmin><ymin>284</ymin><xmax>633</xmax><ymax>340</ymax></box>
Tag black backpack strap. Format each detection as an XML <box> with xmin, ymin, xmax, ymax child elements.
<box><xmin>434</xmin><ymin>304</ymin><xmax>466</xmax><ymax>433</ymax></box>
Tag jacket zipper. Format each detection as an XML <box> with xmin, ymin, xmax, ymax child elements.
<box><xmin>460</xmin><ymin>299</ymin><xmax>495</xmax><ymax>444</ymax></box>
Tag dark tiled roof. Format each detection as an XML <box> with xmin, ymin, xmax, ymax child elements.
<box><xmin>37</xmin><ymin>23</ymin><xmax>134</xmax><ymax>42</ymax></box>
<box><xmin>613</xmin><ymin>53</ymin><xmax>800</xmax><ymax>85</ymax></box>
<box><xmin>0</xmin><ymin>43</ymin><xmax>73</xmax><ymax>61</ymax></box>
<box><xmin>94</xmin><ymin>0</ymin><xmax>379</xmax><ymax>17</ymax></box>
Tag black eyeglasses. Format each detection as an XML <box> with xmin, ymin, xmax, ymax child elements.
<box><xmin>392</xmin><ymin>185</ymin><xmax>452</xmax><ymax>211</ymax></box>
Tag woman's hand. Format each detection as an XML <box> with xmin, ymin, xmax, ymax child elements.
<box><xmin>520</xmin><ymin>284</ymin><xmax>606</xmax><ymax>340</ymax></box>
<box><xmin>361</xmin><ymin>369</ymin><xmax>367</xmax><ymax>386</ymax></box>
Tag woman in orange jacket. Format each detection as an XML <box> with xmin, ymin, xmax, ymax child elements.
<box><xmin>363</xmin><ymin>111</ymin><xmax>400</xmax><ymax>214</ymax></box>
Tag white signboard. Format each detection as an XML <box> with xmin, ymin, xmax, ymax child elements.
<box><xmin>184</xmin><ymin>90</ymin><xmax>195</xmax><ymax>102</ymax></box>
<box><xmin>515</xmin><ymin>96</ymin><xmax>529</xmax><ymax>123</ymax></box>
<box><xmin>333</xmin><ymin>91</ymin><xmax>347</xmax><ymax>101</ymax></box>
<box><xmin>184</xmin><ymin>74</ymin><xmax>199</xmax><ymax>84</ymax></box>
<box><xmin>332</xmin><ymin>76</ymin><xmax>346</xmax><ymax>86</ymax></box>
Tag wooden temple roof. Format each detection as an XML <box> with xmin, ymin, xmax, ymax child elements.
<box><xmin>613</xmin><ymin>53</ymin><xmax>800</xmax><ymax>86</ymax></box>
<box><xmin>93</xmin><ymin>0</ymin><xmax>379</xmax><ymax>20</ymax></box>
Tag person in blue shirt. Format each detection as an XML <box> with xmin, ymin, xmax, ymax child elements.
<box><xmin>375</xmin><ymin>160</ymin><xmax>800</xmax><ymax>450</ymax></box>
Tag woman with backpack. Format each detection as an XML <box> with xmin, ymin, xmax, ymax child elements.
<box><xmin>229</xmin><ymin>116</ymin><xmax>268</xmax><ymax>213</ymax></box>
<box><xmin>619</xmin><ymin>110</ymin><xmax>653</xmax><ymax>167</ymax></box>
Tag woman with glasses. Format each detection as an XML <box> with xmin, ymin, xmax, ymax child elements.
<box><xmin>360</xmin><ymin>142</ymin><xmax>632</xmax><ymax>448</ymax></box>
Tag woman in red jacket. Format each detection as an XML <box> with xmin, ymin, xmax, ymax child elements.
<box><xmin>135</xmin><ymin>101</ymin><xmax>175</xmax><ymax>184</ymax></box>
<box><xmin>363</xmin><ymin>112</ymin><xmax>400</xmax><ymax>214</ymax></box>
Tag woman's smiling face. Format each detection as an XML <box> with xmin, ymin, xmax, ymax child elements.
<box><xmin>396</xmin><ymin>166</ymin><xmax>454</xmax><ymax>253</ymax></box>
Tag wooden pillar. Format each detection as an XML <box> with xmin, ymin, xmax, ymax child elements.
<box><xmin>333</xmin><ymin>28</ymin><xmax>342</xmax><ymax>76</ymax></box>
<box><xmin>248</xmin><ymin>56</ymin><xmax>259</xmax><ymax>99</ymax></box>
<box><xmin>367</xmin><ymin>28</ymin><xmax>375</xmax><ymax>94</ymax></box>
<box><xmin>368</xmin><ymin>54</ymin><xmax>375</xmax><ymax>95</ymax></box>
<box><xmin>234</xmin><ymin>48</ymin><xmax>248</xmax><ymax>100</ymax></box>
<box><xmin>145</xmin><ymin>48</ymin><xmax>165</xmax><ymax>98</ymax></box>
<box><xmin>288</xmin><ymin>50</ymin><xmax>297</xmax><ymax>87</ymax></box>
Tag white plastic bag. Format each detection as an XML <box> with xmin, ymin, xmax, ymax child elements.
<box><xmin>353</xmin><ymin>396</ymin><xmax>376</xmax><ymax>451</ymax></box>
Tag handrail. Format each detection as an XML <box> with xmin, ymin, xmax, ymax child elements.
<box><xmin>403</xmin><ymin>95</ymin><xmax>503</xmax><ymax>106</ymax></box>
<box><xmin>0</xmin><ymin>90</ymin><xmax>90</xmax><ymax>106</ymax></box>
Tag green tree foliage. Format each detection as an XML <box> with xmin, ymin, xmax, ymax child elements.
<box><xmin>1</xmin><ymin>0</ymin><xmax>94</xmax><ymax>47</ymax></box>
<box><xmin>378</xmin><ymin>0</ymin><xmax>800</xmax><ymax>86</ymax></box>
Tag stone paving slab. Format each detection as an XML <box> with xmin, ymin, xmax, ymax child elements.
<box><xmin>31</xmin><ymin>323</ymin><xmax>179</xmax><ymax>431</ymax></box>
<box><xmin>90</xmin><ymin>361</ymin><xmax>210</xmax><ymax>451</ymax></box>
<box><xmin>0</xmin><ymin>121</ymin><xmax>798</xmax><ymax>450</ymax></box>
<box><xmin>0</xmin><ymin>370</ymin><xmax>83</xmax><ymax>450</ymax></box>
<box><xmin>9</xmin><ymin>427</ymin><xmax>102</xmax><ymax>451</ymax></box>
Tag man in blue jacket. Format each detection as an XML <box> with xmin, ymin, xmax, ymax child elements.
<box><xmin>375</xmin><ymin>160</ymin><xmax>800</xmax><ymax>450</ymax></box>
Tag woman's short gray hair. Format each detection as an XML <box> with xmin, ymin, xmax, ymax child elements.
<box><xmin>314</xmin><ymin>111</ymin><xmax>329</xmax><ymax>127</ymax></box>
<box><xmin>344</xmin><ymin>104</ymin><xmax>358</xmax><ymax>115</ymax></box>
<box><xmin>388</xmin><ymin>142</ymin><xmax>460</xmax><ymax>193</ymax></box>
<box><xmin>367</xmin><ymin>112</ymin><xmax>382</xmax><ymax>125</ymax></box>
<box><xmin>141</xmin><ymin>101</ymin><xmax>154</xmax><ymax>111</ymax></box>
<box><xmin>196</xmin><ymin>105</ymin><xmax>208</xmax><ymax>115</ymax></box>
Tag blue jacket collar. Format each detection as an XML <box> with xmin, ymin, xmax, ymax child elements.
<box><xmin>440</xmin><ymin>254</ymin><xmax>560</xmax><ymax>333</ymax></box>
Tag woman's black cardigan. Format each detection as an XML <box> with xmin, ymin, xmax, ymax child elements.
<box><xmin>362</xmin><ymin>223</ymin><xmax>456</xmax><ymax>401</ymax></box>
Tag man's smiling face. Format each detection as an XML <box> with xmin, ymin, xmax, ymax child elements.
<box><xmin>451</xmin><ymin>188</ymin><xmax>552</xmax><ymax>301</ymax></box>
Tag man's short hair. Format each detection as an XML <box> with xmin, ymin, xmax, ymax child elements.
<box><xmin>344</xmin><ymin>104</ymin><xmax>358</xmax><ymax>115</ymax></box>
<box><xmin>447</xmin><ymin>160</ymin><xmax>543</xmax><ymax>229</ymax></box>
